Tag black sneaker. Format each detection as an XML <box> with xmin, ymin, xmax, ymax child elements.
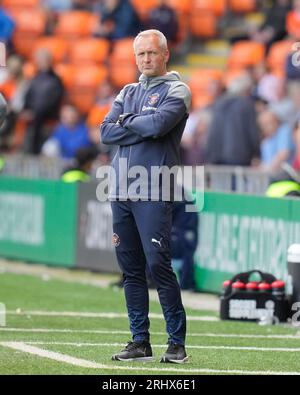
<box><xmin>112</xmin><ymin>341</ymin><xmax>154</xmax><ymax>362</ymax></box>
<box><xmin>160</xmin><ymin>343</ymin><xmax>188</xmax><ymax>364</ymax></box>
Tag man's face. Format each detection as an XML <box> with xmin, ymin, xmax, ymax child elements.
<box><xmin>134</xmin><ymin>35</ymin><xmax>169</xmax><ymax>78</ymax></box>
<box><xmin>258</xmin><ymin>111</ymin><xmax>279</xmax><ymax>138</ymax></box>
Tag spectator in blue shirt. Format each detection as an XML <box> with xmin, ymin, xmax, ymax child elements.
<box><xmin>258</xmin><ymin>109</ymin><xmax>295</xmax><ymax>172</ymax></box>
<box><xmin>93</xmin><ymin>0</ymin><xmax>141</xmax><ymax>40</ymax></box>
<box><xmin>42</xmin><ymin>104</ymin><xmax>92</xmax><ymax>160</ymax></box>
<box><xmin>0</xmin><ymin>7</ymin><xmax>15</xmax><ymax>45</ymax></box>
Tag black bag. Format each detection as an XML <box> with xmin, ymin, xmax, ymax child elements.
<box><xmin>220</xmin><ymin>270</ymin><xmax>289</xmax><ymax>323</ymax></box>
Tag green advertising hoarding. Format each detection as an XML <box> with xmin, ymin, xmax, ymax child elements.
<box><xmin>195</xmin><ymin>191</ymin><xmax>300</xmax><ymax>293</ymax></box>
<box><xmin>0</xmin><ymin>177</ymin><xmax>77</xmax><ymax>267</ymax></box>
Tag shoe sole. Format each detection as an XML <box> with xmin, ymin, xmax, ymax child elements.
<box><xmin>112</xmin><ymin>356</ymin><xmax>154</xmax><ymax>362</ymax></box>
<box><xmin>160</xmin><ymin>356</ymin><xmax>189</xmax><ymax>364</ymax></box>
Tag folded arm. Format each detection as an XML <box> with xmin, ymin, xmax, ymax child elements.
<box><xmin>122</xmin><ymin>84</ymin><xmax>191</xmax><ymax>139</ymax></box>
<box><xmin>100</xmin><ymin>100</ymin><xmax>147</xmax><ymax>146</ymax></box>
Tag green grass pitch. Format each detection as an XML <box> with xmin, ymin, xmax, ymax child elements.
<box><xmin>0</xmin><ymin>272</ymin><xmax>300</xmax><ymax>375</ymax></box>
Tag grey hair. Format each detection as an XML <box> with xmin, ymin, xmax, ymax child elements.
<box><xmin>227</xmin><ymin>74</ymin><xmax>253</xmax><ymax>96</ymax></box>
<box><xmin>133</xmin><ymin>29</ymin><xmax>168</xmax><ymax>52</ymax></box>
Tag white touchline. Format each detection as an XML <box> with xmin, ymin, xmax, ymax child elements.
<box><xmin>0</xmin><ymin>327</ymin><xmax>300</xmax><ymax>340</ymax></box>
<box><xmin>12</xmin><ymin>341</ymin><xmax>300</xmax><ymax>353</ymax></box>
<box><xmin>0</xmin><ymin>342</ymin><xmax>300</xmax><ymax>375</ymax></box>
<box><xmin>6</xmin><ymin>310</ymin><xmax>218</xmax><ymax>321</ymax></box>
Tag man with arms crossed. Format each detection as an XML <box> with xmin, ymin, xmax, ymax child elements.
<box><xmin>101</xmin><ymin>29</ymin><xmax>191</xmax><ymax>363</ymax></box>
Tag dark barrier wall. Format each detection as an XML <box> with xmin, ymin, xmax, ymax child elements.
<box><xmin>0</xmin><ymin>177</ymin><xmax>77</xmax><ymax>267</ymax></box>
<box><xmin>194</xmin><ymin>191</ymin><xmax>300</xmax><ymax>293</ymax></box>
<box><xmin>75</xmin><ymin>182</ymin><xmax>119</xmax><ymax>273</ymax></box>
<box><xmin>1</xmin><ymin>177</ymin><xmax>300</xmax><ymax>292</ymax></box>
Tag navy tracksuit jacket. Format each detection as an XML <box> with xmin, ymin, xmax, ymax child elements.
<box><xmin>101</xmin><ymin>72</ymin><xmax>191</xmax><ymax>345</ymax></box>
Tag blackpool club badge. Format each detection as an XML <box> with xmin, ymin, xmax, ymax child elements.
<box><xmin>148</xmin><ymin>93</ymin><xmax>160</xmax><ymax>106</ymax></box>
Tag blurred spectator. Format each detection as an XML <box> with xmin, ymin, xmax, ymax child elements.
<box><xmin>252</xmin><ymin>0</ymin><xmax>291</xmax><ymax>50</ymax></box>
<box><xmin>42</xmin><ymin>103</ymin><xmax>92</xmax><ymax>160</ymax></box>
<box><xmin>89</xmin><ymin>124</ymin><xmax>112</xmax><ymax>165</ymax></box>
<box><xmin>0</xmin><ymin>93</ymin><xmax>7</xmax><ymax>173</ymax></box>
<box><xmin>95</xmin><ymin>79</ymin><xmax>116</xmax><ymax>107</ymax></box>
<box><xmin>253</xmin><ymin>94</ymin><xmax>269</xmax><ymax>115</ymax></box>
<box><xmin>292</xmin><ymin>115</ymin><xmax>300</xmax><ymax>170</ymax></box>
<box><xmin>286</xmin><ymin>81</ymin><xmax>300</xmax><ymax>120</ymax></box>
<box><xmin>0</xmin><ymin>55</ymin><xmax>29</xmax><ymax>151</ymax></box>
<box><xmin>228</xmin><ymin>0</ymin><xmax>290</xmax><ymax>50</ymax></box>
<box><xmin>93</xmin><ymin>0</ymin><xmax>141</xmax><ymax>40</ymax></box>
<box><xmin>206</xmin><ymin>74</ymin><xmax>260</xmax><ymax>166</ymax></box>
<box><xmin>268</xmin><ymin>79</ymin><xmax>299</xmax><ymax>124</ymax></box>
<box><xmin>286</xmin><ymin>0</ymin><xmax>300</xmax><ymax>40</ymax></box>
<box><xmin>87</xmin><ymin>80</ymin><xmax>116</xmax><ymax>164</ymax></box>
<box><xmin>61</xmin><ymin>146</ymin><xmax>99</xmax><ymax>183</ymax></box>
<box><xmin>22</xmin><ymin>49</ymin><xmax>64</xmax><ymax>154</ymax></box>
<box><xmin>146</xmin><ymin>0</ymin><xmax>179</xmax><ymax>45</ymax></box>
<box><xmin>258</xmin><ymin>108</ymin><xmax>295</xmax><ymax>173</ymax></box>
<box><xmin>181</xmin><ymin>109</ymin><xmax>211</xmax><ymax>166</ymax></box>
<box><xmin>42</xmin><ymin>0</ymin><xmax>72</xmax><ymax>11</ymax></box>
<box><xmin>252</xmin><ymin>62</ymin><xmax>283</xmax><ymax>103</ymax></box>
<box><xmin>42</xmin><ymin>0</ymin><xmax>72</xmax><ymax>35</ymax></box>
<box><xmin>171</xmin><ymin>191</ymin><xmax>199</xmax><ymax>290</ymax></box>
<box><xmin>266</xmin><ymin>162</ymin><xmax>300</xmax><ymax>197</ymax></box>
<box><xmin>72</xmin><ymin>0</ymin><xmax>92</xmax><ymax>11</ymax></box>
<box><xmin>0</xmin><ymin>6</ymin><xmax>15</xmax><ymax>47</ymax></box>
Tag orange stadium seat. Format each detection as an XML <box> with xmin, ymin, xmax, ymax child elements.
<box><xmin>54</xmin><ymin>64</ymin><xmax>76</xmax><ymax>89</ymax></box>
<box><xmin>189</xmin><ymin>69</ymin><xmax>224</xmax><ymax>108</ymax></box>
<box><xmin>176</xmin><ymin>12</ymin><xmax>189</xmax><ymax>42</ymax></box>
<box><xmin>189</xmin><ymin>69</ymin><xmax>224</xmax><ymax>93</ymax></box>
<box><xmin>190</xmin><ymin>12</ymin><xmax>217</xmax><ymax>38</ymax></box>
<box><xmin>69</xmin><ymin>38</ymin><xmax>110</xmax><ymax>65</ymax></box>
<box><xmin>229</xmin><ymin>0</ymin><xmax>257</xmax><ymax>13</ymax></box>
<box><xmin>33</xmin><ymin>37</ymin><xmax>69</xmax><ymax>64</ymax></box>
<box><xmin>68</xmin><ymin>65</ymin><xmax>108</xmax><ymax>114</ymax></box>
<box><xmin>55</xmin><ymin>11</ymin><xmax>98</xmax><ymax>39</ymax></box>
<box><xmin>110</xmin><ymin>38</ymin><xmax>136</xmax><ymax>65</ymax></box>
<box><xmin>72</xmin><ymin>65</ymin><xmax>108</xmax><ymax>89</ymax></box>
<box><xmin>10</xmin><ymin>118</ymin><xmax>27</xmax><ymax>151</ymax></box>
<box><xmin>8</xmin><ymin>8</ymin><xmax>46</xmax><ymax>34</ymax></box>
<box><xmin>2</xmin><ymin>0</ymin><xmax>40</xmax><ymax>9</ymax></box>
<box><xmin>68</xmin><ymin>91</ymin><xmax>98</xmax><ymax>114</ymax></box>
<box><xmin>267</xmin><ymin>40</ymin><xmax>293</xmax><ymax>74</ymax></box>
<box><xmin>286</xmin><ymin>10</ymin><xmax>300</xmax><ymax>40</ymax></box>
<box><xmin>23</xmin><ymin>61</ymin><xmax>36</xmax><ymax>79</ymax></box>
<box><xmin>130</xmin><ymin>0</ymin><xmax>159</xmax><ymax>20</ymax></box>
<box><xmin>87</xmin><ymin>104</ymin><xmax>111</xmax><ymax>127</ymax></box>
<box><xmin>228</xmin><ymin>41</ymin><xmax>265</xmax><ymax>68</ymax></box>
<box><xmin>166</xmin><ymin>0</ymin><xmax>192</xmax><ymax>41</ymax></box>
<box><xmin>192</xmin><ymin>93</ymin><xmax>214</xmax><ymax>108</ymax></box>
<box><xmin>166</xmin><ymin>0</ymin><xmax>191</xmax><ymax>15</ymax></box>
<box><xmin>192</xmin><ymin>0</ymin><xmax>226</xmax><ymax>17</ymax></box>
<box><xmin>110</xmin><ymin>65</ymin><xmax>138</xmax><ymax>89</ymax></box>
<box><xmin>8</xmin><ymin>8</ymin><xmax>46</xmax><ymax>58</ymax></box>
<box><xmin>12</xmin><ymin>35</ymin><xmax>36</xmax><ymax>58</ymax></box>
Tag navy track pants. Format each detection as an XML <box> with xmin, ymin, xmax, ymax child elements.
<box><xmin>111</xmin><ymin>200</ymin><xmax>186</xmax><ymax>345</ymax></box>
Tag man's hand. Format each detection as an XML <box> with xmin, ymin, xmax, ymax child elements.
<box><xmin>116</xmin><ymin>113</ymin><xmax>134</xmax><ymax>126</ymax></box>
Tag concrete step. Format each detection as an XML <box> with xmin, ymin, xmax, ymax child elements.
<box><xmin>204</xmin><ymin>39</ymin><xmax>231</xmax><ymax>56</ymax></box>
<box><xmin>185</xmin><ymin>53</ymin><xmax>227</xmax><ymax>69</ymax></box>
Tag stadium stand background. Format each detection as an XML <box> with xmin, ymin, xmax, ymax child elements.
<box><xmin>1</xmin><ymin>0</ymin><xmax>300</xmax><ymax>291</ymax></box>
<box><xmin>1</xmin><ymin>0</ymin><xmax>300</xmax><ymax>194</ymax></box>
